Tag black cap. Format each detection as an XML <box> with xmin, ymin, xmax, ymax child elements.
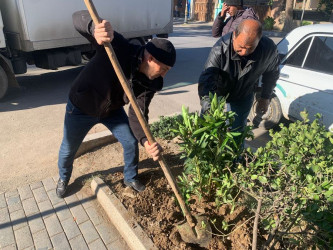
<box><xmin>224</xmin><ymin>0</ymin><xmax>243</xmax><ymax>6</ymax></box>
<box><xmin>145</xmin><ymin>38</ymin><xmax>176</xmax><ymax>67</ymax></box>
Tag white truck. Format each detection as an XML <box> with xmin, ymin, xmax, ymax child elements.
<box><xmin>0</xmin><ymin>0</ymin><xmax>173</xmax><ymax>99</ymax></box>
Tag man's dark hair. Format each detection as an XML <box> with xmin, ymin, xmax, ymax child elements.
<box><xmin>224</xmin><ymin>0</ymin><xmax>243</xmax><ymax>6</ymax></box>
<box><xmin>234</xmin><ymin>20</ymin><xmax>262</xmax><ymax>40</ymax></box>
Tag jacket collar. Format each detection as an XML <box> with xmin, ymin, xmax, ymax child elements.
<box><xmin>133</xmin><ymin>71</ymin><xmax>163</xmax><ymax>92</ymax></box>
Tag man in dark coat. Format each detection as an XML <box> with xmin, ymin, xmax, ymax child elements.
<box><xmin>199</xmin><ymin>20</ymin><xmax>280</xmax><ymax>133</ymax></box>
<box><xmin>56</xmin><ymin>10</ymin><xmax>176</xmax><ymax>198</ymax></box>
<box><xmin>212</xmin><ymin>0</ymin><xmax>258</xmax><ymax>38</ymax></box>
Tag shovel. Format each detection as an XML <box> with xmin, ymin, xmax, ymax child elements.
<box><xmin>83</xmin><ymin>0</ymin><xmax>211</xmax><ymax>246</ymax></box>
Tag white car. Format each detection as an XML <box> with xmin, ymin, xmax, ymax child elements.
<box><xmin>249</xmin><ymin>24</ymin><xmax>333</xmax><ymax>131</ymax></box>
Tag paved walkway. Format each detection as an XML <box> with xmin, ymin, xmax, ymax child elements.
<box><xmin>0</xmin><ymin>176</ymin><xmax>128</xmax><ymax>250</ymax></box>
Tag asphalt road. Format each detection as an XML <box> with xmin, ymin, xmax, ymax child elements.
<box><xmin>0</xmin><ymin>20</ymin><xmax>283</xmax><ymax>192</ymax></box>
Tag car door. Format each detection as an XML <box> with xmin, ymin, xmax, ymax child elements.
<box><xmin>278</xmin><ymin>34</ymin><xmax>333</xmax><ymax>130</ymax></box>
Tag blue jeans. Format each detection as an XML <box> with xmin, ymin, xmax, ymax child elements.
<box><xmin>58</xmin><ymin>99</ymin><xmax>139</xmax><ymax>182</ymax></box>
<box><xmin>228</xmin><ymin>93</ymin><xmax>254</xmax><ymax>132</ymax></box>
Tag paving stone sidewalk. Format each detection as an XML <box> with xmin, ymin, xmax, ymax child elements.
<box><xmin>0</xmin><ymin>177</ymin><xmax>129</xmax><ymax>250</ymax></box>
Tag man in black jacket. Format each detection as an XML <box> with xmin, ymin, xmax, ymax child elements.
<box><xmin>212</xmin><ymin>0</ymin><xmax>258</xmax><ymax>38</ymax></box>
<box><xmin>199</xmin><ymin>19</ymin><xmax>279</xmax><ymax>134</ymax></box>
<box><xmin>56</xmin><ymin>11</ymin><xmax>176</xmax><ymax>198</ymax></box>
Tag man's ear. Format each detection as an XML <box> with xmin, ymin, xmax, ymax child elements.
<box><xmin>147</xmin><ymin>54</ymin><xmax>154</xmax><ymax>63</ymax></box>
<box><xmin>232</xmin><ymin>31</ymin><xmax>236</xmax><ymax>41</ymax></box>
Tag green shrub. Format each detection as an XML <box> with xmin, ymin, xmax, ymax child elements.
<box><xmin>175</xmin><ymin>94</ymin><xmax>253</xmax><ymax>207</ymax></box>
<box><xmin>301</xmin><ymin>20</ymin><xmax>312</xmax><ymax>26</ymax></box>
<box><xmin>263</xmin><ymin>16</ymin><xmax>275</xmax><ymax>30</ymax></box>
<box><xmin>236</xmin><ymin>111</ymin><xmax>333</xmax><ymax>248</ymax></box>
<box><xmin>150</xmin><ymin>114</ymin><xmax>182</xmax><ymax>140</ymax></box>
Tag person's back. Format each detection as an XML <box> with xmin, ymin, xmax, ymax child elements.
<box><xmin>212</xmin><ymin>0</ymin><xmax>258</xmax><ymax>38</ymax></box>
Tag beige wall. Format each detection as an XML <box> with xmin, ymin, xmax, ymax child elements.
<box><xmin>294</xmin><ymin>0</ymin><xmax>321</xmax><ymax>10</ymax></box>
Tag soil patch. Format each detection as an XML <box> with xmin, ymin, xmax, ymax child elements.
<box><xmin>99</xmin><ymin>139</ymin><xmax>255</xmax><ymax>249</ymax></box>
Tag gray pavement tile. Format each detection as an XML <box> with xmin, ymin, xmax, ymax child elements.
<box><xmin>43</xmin><ymin>214</ymin><xmax>63</xmax><ymax>237</ymax></box>
<box><xmin>9</xmin><ymin>209</ymin><xmax>28</xmax><ymax>231</ymax></box>
<box><xmin>22</xmin><ymin>197</ymin><xmax>39</xmax><ymax>216</ymax></box>
<box><xmin>66</xmin><ymin>198</ymin><xmax>89</xmax><ymax>225</ymax></box>
<box><xmin>17</xmin><ymin>185</ymin><xmax>33</xmax><ymax>201</ymax></box>
<box><xmin>42</xmin><ymin>178</ymin><xmax>56</xmax><ymax>192</ymax></box>
<box><xmin>69</xmin><ymin>235</ymin><xmax>89</xmax><ymax>250</ymax></box>
<box><xmin>37</xmin><ymin>200</ymin><xmax>54</xmax><ymax>219</ymax></box>
<box><xmin>1</xmin><ymin>243</ymin><xmax>17</xmax><ymax>250</ymax></box>
<box><xmin>78</xmin><ymin>220</ymin><xmax>100</xmax><ymax>244</ymax></box>
<box><xmin>51</xmin><ymin>232</ymin><xmax>71</xmax><ymax>250</ymax></box>
<box><xmin>85</xmin><ymin>206</ymin><xmax>103</xmax><ymax>226</ymax></box>
<box><xmin>95</xmin><ymin>223</ymin><xmax>119</xmax><ymax>245</ymax></box>
<box><xmin>6</xmin><ymin>195</ymin><xmax>23</xmax><ymax>213</ymax></box>
<box><xmin>52</xmin><ymin>176</ymin><xmax>59</xmax><ymax>183</ymax></box>
<box><xmin>32</xmin><ymin>187</ymin><xmax>49</xmax><ymax>204</ymax></box>
<box><xmin>61</xmin><ymin>217</ymin><xmax>81</xmax><ymax>240</ymax></box>
<box><xmin>30</xmin><ymin>182</ymin><xmax>43</xmax><ymax>190</ymax></box>
<box><xmin>0</xmin><ymin>226</ymin><xmax>15</xmax><ymax>248</ymax></box>
<box><xmin>22</xmin><ymin>246</ymin><xmax>34</xmax><ymax>250</ymax></box>
<box><xmin>76</xmin><ymin>192</ymin><xmax>95</xmax><ymax>209</ymax></box>
<box><xmin>5</xmin><ymin>190</ymin><xmax>18</xmax><ymax>198</ymax></box>
<box><xmin>27</xmin><ymin>213</ymin><xmax>45</xmax><ymax>234</ymax></box>
<box><xmin>32</xmin><ymin>229</ymin><xmax>52</xmax><ymax>250</ymax></box>
<box><xmin>0</xmin><ymin>207</ymin><xmax>10</xmax><ymax>224</ymax></box>
<box><xmin>47</xmin><ymin>189</ymin><xmax>63</xmax><ymax>206</ymax></box>
<box><xmin>63</xmin><ymin>192</ymin><xmax>78</xmax><ymax>204</ymax></box>
<box><xmin>89</xmin><ymin>239</ymin><xmax>107</xmax><ymax>250</ymax></box>
<box><xmin>0</xmin><ymin>193</ymin><xmax>7</xmax><ymax>208</ymax></box>
<box><xmin>14</xmin><ymin>225</ymin><xmax>33</xmax><ymax>250</ymax></box>
<box><xmin>107</xmin><ymin>238</ymin><xmax>129</xmax><ymax>250</ymax></box>
<box><xmin>53</xmin><ymin>201</ymin><xmax>73</xmax><ymax>222</ymax></box>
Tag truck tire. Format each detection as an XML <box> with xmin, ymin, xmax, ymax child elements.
<box><xmin>248</xmin><ymin>94</ymin><xmax>282</xmax><ymax>130</ymax></box>
<box><xmin>0</xmin><ymin>66</ymin><xmax>8</xmax><ymax>99</ymax></box>
<box><xmin>82</xmin><ymin>50</ymin><xmax>96</xmax><ymax>61</ymax></box>
<box><xmin>129</xmin><ymin>37</ymin><xmax>145</xmax><ymax>46</ymax></box>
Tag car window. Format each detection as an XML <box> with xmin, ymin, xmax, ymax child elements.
<box><xmin>303</xmin><ymin>36</ymin><xmax>333</xmax><ymax>75</ymax></box>
<box><xmin>284</xmin><ymin>37</ymin><xmax>311</xmax><ymax>67</ymax></box>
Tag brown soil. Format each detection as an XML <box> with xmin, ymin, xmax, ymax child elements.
<box><xmin>86</xmin><ymin>139</ymin><xmax>256</xmax><ymax>250</ymax></box>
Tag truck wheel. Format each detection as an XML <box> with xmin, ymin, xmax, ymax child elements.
<box><xmin>0</xmin><ymin>66</ymin><xmax>8</xmax><ymax>99</ymax></box>
<box><xmin>248</xmin><ymin>94</ymin><xmax>282</xmax><ymax>130</ymax></box>
<box><xmin>129</xmin><ymin>38</ymin><xmax>145</xmax><ymax>46</ymax></box>
<box><xmin>82</xmin><ymin>50</ymin><xmax>96</xmax><ymax>61</ymax></box>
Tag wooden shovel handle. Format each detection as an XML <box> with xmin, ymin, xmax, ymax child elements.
<box><xmin>84</xmin><ymin>0</ymin><xmax>195</xmax><ymax>228</ymax></box>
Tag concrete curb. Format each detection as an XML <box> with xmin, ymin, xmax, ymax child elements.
<box><xmin>75</xmin><ymin>130</ymin><xmax>117</xmax><ymax>158</ymax></box>
<box><xmin>91</xmin><ymin>177</ymin><xmax>157</xmax><ymax>250</ymax></box>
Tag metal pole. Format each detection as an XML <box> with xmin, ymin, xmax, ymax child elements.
<box><xmin>184</xmin><ymin>0</ymin><xmax>188</xmax><ymax>23</ymax></box>
<box><xmin>300</xmin><ymin>0</ymin><xmax>306</xmax><ymax>25</ymax></box>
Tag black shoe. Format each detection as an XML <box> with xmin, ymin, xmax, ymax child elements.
<box><xmin>56</xmin><ymin>178</ymin><xmax>69</xmax><ymax>198</ymax></box>
<box><xmin>124</xmin><ymin>180</ymin><xmax>145</xmax><ymax>192</ymax></box>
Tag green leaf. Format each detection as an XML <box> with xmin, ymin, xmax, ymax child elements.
<box><xmin>258</xmin><ymin>176</ymin><xmax>268</xmax><ymax>184</ymax></box>
<box><xmin>313</xmin><ymin>194</ymin><xmax>320</xmax><ymax>201</ymax></box>
<box><xmin>306</xmin><ymin>174</ymin><xmax>313</xmax><ymax>183</ymax></box>
<box><xmin>251</xmin><ymin>175</ymin><xmax>258</xmax><ymax>180</ymax></box>
<box><xmin>193</xmin><ymin>127</ymin><xmax>209</xmax><ymax>135</ymax></box>
<box><xmin>309</xmin><ymin>148</ymin><xmax>316</xmax><ymax>154</ymax></box>
<box><xmin>311</xmin><ymin>165</ymin><xmax>319</xmax><ymax>173</ymax></box>
<box><xmin>324</xmin><ymin>190</ymin><xmax>333</xmax><ymax>198</ymax></box>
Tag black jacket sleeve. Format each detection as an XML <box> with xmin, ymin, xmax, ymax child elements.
<box><xmin>72</xmin><ymin>10</ymin><xmax>129</xmax><ymax>52</ymax></box>
<box><xmin>128</xmin><ymin>91</ymin><xmax>155</xmax><ymax>146</ymax></box>
<box><xmin>72</xmin><ymin>10</ymin><xmax>99</xmax><ymax>46</ymax></box>
<box><xmin>198</xmin><ymin>44</ymin><xmax>223</xmax><ymax>112</ymax></box>
<box><xmin>261</xmin><ymin>43</ymin><xmax>280</xmax><ymax>99</ymax></box>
